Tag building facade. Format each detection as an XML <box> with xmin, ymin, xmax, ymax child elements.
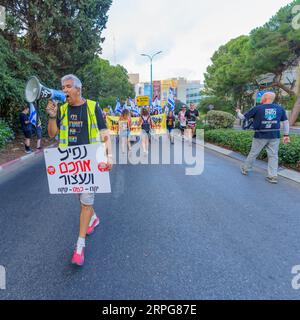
<box><xmin>135</xmin><ymin>77</ymin><xmax>204</xmax><ymax>106</ymax></box>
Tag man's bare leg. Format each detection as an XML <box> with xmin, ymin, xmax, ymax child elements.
<box><xmin>79</xmin><ymin>204</ymin><xmax>94</xmax><ymax>238</ymax></box>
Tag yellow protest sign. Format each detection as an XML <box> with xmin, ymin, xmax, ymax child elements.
<box><xmin>106</xmin><ymin>116</ymin><xmax>120</xmax><ymax>135</ymax></box>
<box><xmin>136</xmin><ymin>96</ymin><xmax>150</xmax><ymax>107</ymax></box>
<box><xmin>150</xmin><ymin>114</ymin><xmax>167</xmax><ymax>135</ymax></box>
<box><xmin>106</xmin><ymin>114</ymin><xmax>167</xmax><ymax>136</ymax></box>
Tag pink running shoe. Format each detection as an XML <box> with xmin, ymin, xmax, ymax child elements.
<box><xmin>86</xmin><ymin>216</ymin><xmax>100</xmax><ymax>236</ymax></box>
<box><xmin>71</xmin><ymin>246</ymin><xmax>85</xmax><ymax>266</ymax></box>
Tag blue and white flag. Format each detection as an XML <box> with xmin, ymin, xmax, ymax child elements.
<box><xmin>108</xmin><ymin>105</ymin><xmax>114</xmax><ymax>116</ymax></box>
<box><xmin>130</xmin><ymin>98</ymin><xmax>140</xmax><ymax>116</ymax></box>
<box><xmin>152</xmin><ymin>96</ymin><xmax>158</xmax><ymax>108</ymax></box>
<box><xmin>115</xmin><ymin>99</ymin><xmax>122</xmax><ymax>115</ymax></box>
<box><xmin>154</xmin><ymin>105</ymin><xmax>163</xmax><ymax>114</ymax></box>
<box><xmin>152</xmin><ymin>96</ymin><xmax>162</xmax><ymax>114</ymax></box>
<box><xmin>167</xmin><ymin>88</ymin><xmax>175</xmax><ymax>112</ymax></box>
<box><xmin>29</xmin><ymin>103</ymin><xmax>37</xmax><ymax>126</ymax></box>
<box><xmin>123</xmin><ymin>98</ymin><xmax>131</xmax><ymax>111</ymax></box>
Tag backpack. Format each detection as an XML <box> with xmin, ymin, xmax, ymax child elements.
<box><xmin>141</xmin><ymin>116</ymin><xmax>150</xmax><ymax>133</ymax></box>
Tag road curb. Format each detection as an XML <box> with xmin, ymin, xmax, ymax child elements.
<box><xmin>198</xmin><ymin>139</ymin><xmax>300</xmax><ymax>184</ymax></box>
<box><xmin>0</xmin><ymin>144</ymin><xmax>56</xmax><ymax>173</ymax></box>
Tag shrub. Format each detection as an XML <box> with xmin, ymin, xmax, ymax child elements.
<box><xmin>206</xmin><ymin>110</ymin><xmax>236</xmax><ymax>129</ymax></box>
<box><xmin>0</xmin><ymin>119</ymin><xmax>14</xmax><ymax>149</ymax></box>
<box><xmin>205</xmin><ymin>129</ymin><xmax>300</xmax><ymax>166</ymax></box>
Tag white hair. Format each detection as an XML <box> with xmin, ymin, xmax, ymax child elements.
<box><xmin>262</xmin><ymin>91</ymin><xmax>276</xmax><ymax>103</ymax></box>
<box><xmin>61</xmin><ymin>74</ymin><xmax>82</xmax><ymax>91</ymax></box>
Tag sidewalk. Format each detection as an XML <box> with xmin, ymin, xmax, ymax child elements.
<box><xmin>198</xmin><ymin>140</ymin><xmax>300</xmax><ymax>184</ymax></box>
<box><xmin>0</xmin><ymin>142</ymin><xmax>56</xmax><ymax>175</ymax></box>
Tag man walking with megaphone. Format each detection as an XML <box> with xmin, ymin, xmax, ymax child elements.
<box><xmin>46</xmin><ymin>74</ymin><xmax>113</xmax><ymax>266</ymax></box>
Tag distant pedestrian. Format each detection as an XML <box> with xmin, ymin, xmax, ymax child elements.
<box><xmin>139</xmin><ymin>108</ymin><xmax>152</xmax><ymax>154</ymax></box>
<box><xmin>166</xmin><ymin>110</ymin><xmax>176</xmax><ymax>144</ymax></box>
<box><xmin>119</xmin><ymin>109</ymin><xmax>132</xmax><ymax>153</ymax></box>
<box><xmin>19</xmin><ymin>104</ymin><xmax>33</xmax><ymax>154</ymax></box>
<box><xmin>178</xmin><ymin>105</ymin><xmax>187</xmax><ymax>138</ymax></box>
<box><xmin>236</xmin><ymin>92</ymin><xmax>290</xmax><ymax>184</ymax></box>
<box><xmin>186</xmin><ymin>103</ymin><xmax>199</xmax><ymax>140</ymax></box>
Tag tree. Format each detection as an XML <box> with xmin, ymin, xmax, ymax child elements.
<box><xmin>174</xmin><ymin>99</ymin><xmax>185</xmax><ymax>114</ymax></box>
<box><xmin>0</xmin><ymin>34</ymin><xmax>56</xmax><ymax>126</ymax></box>
<box><xmin>0</xmin><ymin>0</ymin><xmax>112</xmax><ymax>75</ymax></box>
<box><xmin>248</xmin><ymin>0</ymin><xmax>300</xmax><ymax>95</ymax></box>
<box><xmin>198</xmin><ymin>96</ymin><xmax>235</xmax><ymax>114</ymax></box>
<box><xmin>0</xmin><ymin>1</ymin><xmax>135</xmax><ymax>129</ymax></box>
<box><xmin>78</xmin><ymin>58</ymin><xmax>135</xmax><ymax>103</ymax></box>
<box><xmin>204</xmin><ymin>35</ymin><xmax>253</xmax><ymax>108</ymax></box>
<box><xmin>204</xmin><ymin>0</ymin><xmax>300</xmax><ymax>112</ymax></box>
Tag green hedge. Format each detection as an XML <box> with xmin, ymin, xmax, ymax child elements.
<box><xmin>0</xmin><ymin>119</ymin><xmax>14</xmax><ymax>149</ymax></box>
<box><xmin>206</xmin><ymin>110</ymin><xmax>236</xmax><ymax>129</ymax></box>
<box><xmin>205</xmin><ymin>129</ymin><xmax>300</xmax><ymax>166</ymax></box>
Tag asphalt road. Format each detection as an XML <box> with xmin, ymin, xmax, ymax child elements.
<box><xmin>0</xmin><ymin>139</ymin><xmax>300</xmax><ymax>300</ymax></box>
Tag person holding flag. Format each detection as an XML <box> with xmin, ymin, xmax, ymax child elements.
<box><xmin>167</xmin><ymin>88</ymin><xmax>175</xmax><ymax>114</ymax></box>
<box><xmin>152</xmin><ymin>95</ymin><xmax>163</xmax><ymax>114</ymax></box>
<box><xmin>19</xmin><ymin>104</ymin><xmax>33</xmax><ymax>154</ymax></box>
<box><xmin>114</xmin><ymin>98</ymin><xmax>123</xmax><ymax>115</ymax></box>
<box><xmin>108</xmin><ymin>105</ymin><xmax>114</xmax><ymax>116</ymax></box>
<box><xmin>29</xmin><ymin>102</ymin><xmax>42</xmax><ymax>150</ymax></box>
<box><xmin>130</xmin><ymin>98</ymin><xmax>140</xmax><ymax>117</ymax></box>
<box><xmin>123</xmin><ymin>97</ymin><xmax>132</xmax><ymax>111</ymax></box>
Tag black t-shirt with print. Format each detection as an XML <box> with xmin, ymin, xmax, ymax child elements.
<box><xmin>185</xmin><ymin>109</ymin><xmax>199</xmax><ymax>123</ymax></box>
<box><xmin>57</xmin><ymin>101</ymin><xmax>107</xmax><ymax>146</ymax></box>
<box><xmin>167</xmin><ymin>115</ymin><xmax>175</xmax><ymax>128</ymax></box>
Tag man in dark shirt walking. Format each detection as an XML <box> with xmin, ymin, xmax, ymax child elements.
<box><xmin>236</xmin><ymin>92</ymin><xmax>290</xmax><ymax>184</ymax></box>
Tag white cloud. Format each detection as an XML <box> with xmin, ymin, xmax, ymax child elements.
<box><xmin>101</xmin><ymin>0</ymin><xmax>293</xmax><ymax>82</ymax></box>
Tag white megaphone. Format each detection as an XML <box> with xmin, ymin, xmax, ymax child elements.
<box><xmin>25</xmin><ymin>76</ymin><xmax>66</xmax><ymax>103</ymax></box>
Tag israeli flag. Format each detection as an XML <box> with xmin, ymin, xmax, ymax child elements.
<box><xmin>130</xmin><ymin>98</ymin><xmax>140</xmax><ymax>116</ymax></box>
<box><xmin>108</xmin><ymin>105</ymin><xmax>114</xmax><ymax>116</ymax></box>
<box><xmin>29</xmin><ymin>103</ymin><xmax>37</xmax><ymax>126</ymax></box>
<box><xmin>152</xmin><ymin>96</ymin><xmax>158</xmax><ymax>108</ymax></box>
<box><xmin>115</xmin><ymin>99</ymin><xmax>122</xmax><ymax>115</ymax></box>
<box><xmin>165</xmin><ymin>105</ymin><xmax>169</xmax><ymax>115</ymax></box>
<box><xmin>149</xmin><ymin>104</ymin><xmax>154</xmax><ymax>114</ymax></box>
<box><xmin>152</xmin><ymin>96</ymin><xmax>161</xmax><ymax>113</ymax></box>
<box><xmin>167</xmin><ymin>88</ymin><xmax>175</xmax><ymax>112</ymax></box>
<box><xmin>154</xmin><ymin>105</ymin><xmax>163</xmax><ymax>114</ymax></box>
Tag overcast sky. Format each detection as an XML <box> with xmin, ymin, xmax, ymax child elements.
<box><xmin>101</xmin><ymin>0</ymin><xmax>293</xmax><ymax>83</ymax></box>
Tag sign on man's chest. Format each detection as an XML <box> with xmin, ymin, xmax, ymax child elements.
<box><xmin>44</xmin><ymin>143</ymin><xmax>111</xmax><ymax>194</ymax></box>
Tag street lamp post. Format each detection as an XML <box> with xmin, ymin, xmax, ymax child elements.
<box><xmin>141</xmin><ymin>51</ymin><xmax>162</xmax><ymax>105</ymax></box>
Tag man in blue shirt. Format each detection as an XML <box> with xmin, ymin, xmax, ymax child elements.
<box><xmin>236</xmin><ymin>92</ymin><xmax>290</xmax><ymax>184</ymax></box>
<box><xmin>19</xmin><ymin>104</ymin><xmax>33</xmax><ymax>154</ymax></box>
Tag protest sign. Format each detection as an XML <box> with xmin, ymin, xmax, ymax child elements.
<box><xmin>44</xmin><ymin>143</ymin><xmax>111</xmax><ymax>194</ymax></box>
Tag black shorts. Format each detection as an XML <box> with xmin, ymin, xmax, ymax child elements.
<box><xmin>187</xmin><ymin>122</ymin><xmax>196</xmax><ymax>129</ymax></box>
<box><xmin>23</xmin><ymin>130</ymin><xmax>32</xmax><ymax>139</ymax></box>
